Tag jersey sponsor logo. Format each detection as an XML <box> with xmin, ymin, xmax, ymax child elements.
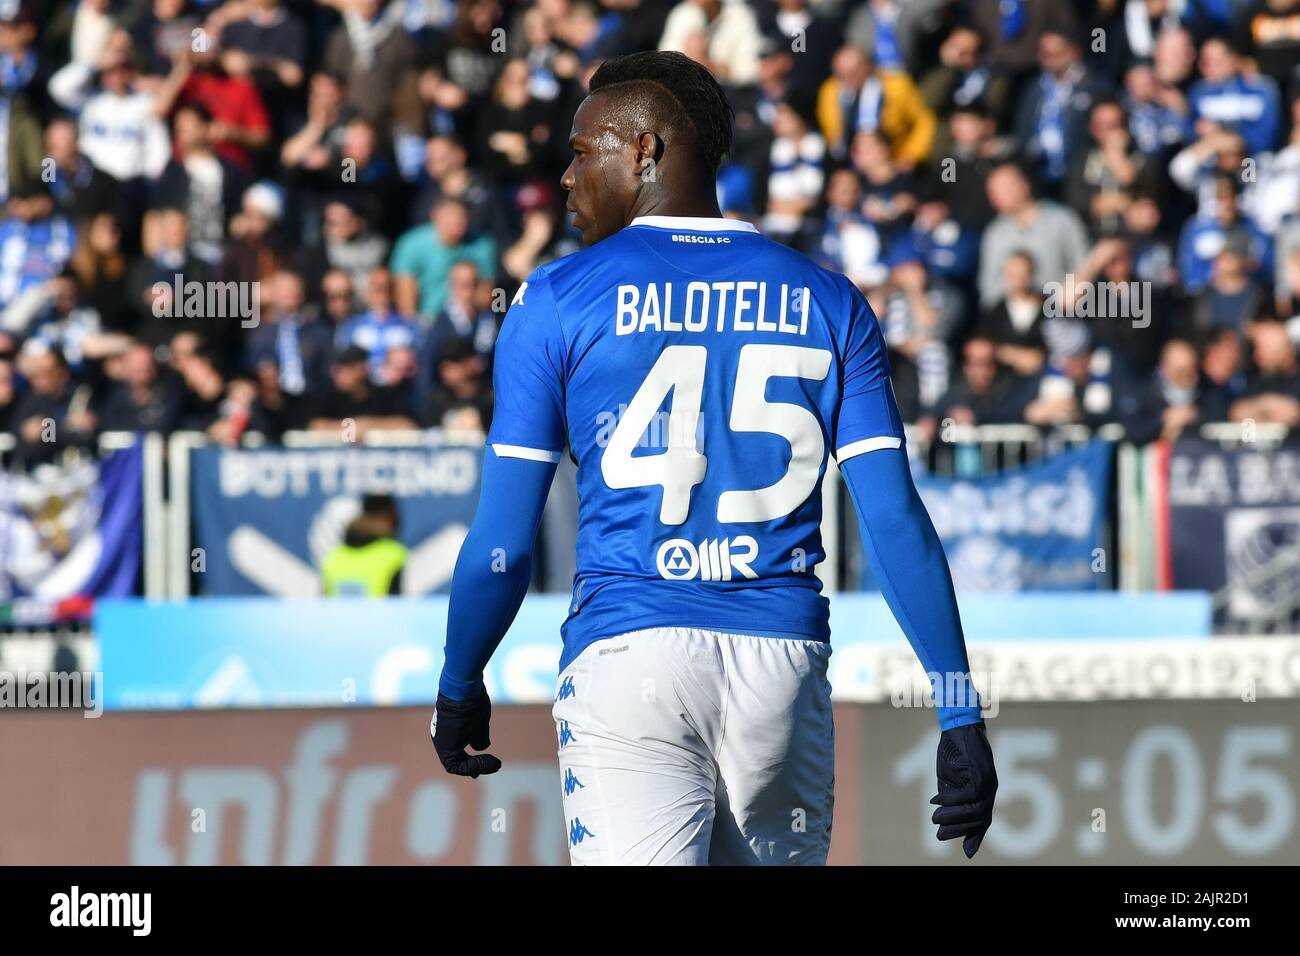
<box><xmin>655</xmin><ymin>535</ymin><xmax>759</xmax><ymax>581</ymax></box>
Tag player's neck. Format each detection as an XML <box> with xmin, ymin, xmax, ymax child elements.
<box><xmin>628</xmin><ymin>192</ymin><xmax>723</xmax><ymax>224</ymax></box>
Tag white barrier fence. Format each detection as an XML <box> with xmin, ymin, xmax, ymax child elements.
<box><xmin>1</xmin><ymin>424</ymin><xmax>1292</xmax><ymax>618</ymax></box>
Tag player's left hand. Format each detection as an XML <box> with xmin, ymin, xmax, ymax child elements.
<box><xmin>930</xmin><ymin>721</ymin><xmax>997</xmax><ymax>859</ymax></box>
<box><xmin>430</xmin><ymin>689</ymin><xmax>502</xmax><ymax>778</ymax></box>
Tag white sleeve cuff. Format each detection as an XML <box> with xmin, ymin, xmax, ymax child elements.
<box><xmin>491</xmin><ymin>443</ymin><xmax>563</xmax><ymax>463</ymax></box>
<box><xmin>835</xmin><ymin>435</ymin><xmax>903</xmax><ymax>462</ymax></box>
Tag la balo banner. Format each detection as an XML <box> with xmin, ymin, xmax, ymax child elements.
<box><xmin>901</xmin><ymin>441</ymin><xmax>1114</xmax><ymax>591</ymax></box>
<box><xmin>190</xmin><ymin>444</ymin><xmax>482</xmax><ymax>596</ymax></box>
<box><xmin>1164</xmin><ymin>437</ymin><xmax>1300</xmax><ymax>623</ymax></box>
<box><xmin>0</xmin><ymin>443</ymin><xmax>141</xmax><ymax>604</ymax></box>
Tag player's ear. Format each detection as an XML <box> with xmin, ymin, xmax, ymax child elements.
<box><xmin>634</xmin><ymin>130</ymin><xmax>662</xmax><ymax>180</ymax></box>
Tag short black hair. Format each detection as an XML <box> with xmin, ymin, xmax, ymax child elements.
<box><xmin>588</xmin><ymin>51</ymin><xmax>733</xmax><ymax>174</ymax></box>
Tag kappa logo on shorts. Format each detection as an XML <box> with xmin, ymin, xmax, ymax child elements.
<box><xmin>563</xmin><ymin>768</ymin><xmax>585</xmax><ymax>795</ymax></box>
<box><xmin>656</xmin><ymin>535</ymin><xmax>759</xmax><ymax>581</ymax></box>
<box><xmin>569</xmin><ymin>818</ymin><xmax>596</xmax><ymax>846</ymax></box>
<box><xmin>557</xmin><ymin>720</ymin><xmax>578</xmax><ymax>747</ymax></box>
<box><xmin>555</xmin><ymin>676</ymin><xmax>576</xmax><ymax>701</ymax></box>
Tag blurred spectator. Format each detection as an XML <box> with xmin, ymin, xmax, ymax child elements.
<box><xmin>126</xmin><ymin>0</ymin><xmax>200</xmax><ymax>81</ymax></box>
<box><xmin>1233</xmin><ymin>0</ymin><xmax>1300</xmax><ymax>99</ymax></box>
<box><xmin>852</xmin><ymin>130</ymin><xmax>916</xmax><ymax>242</ymax></box>
<box><xmin>55</xmin><ymin>45</ymin><xmax>171</xmax><ymax>188</ymax></box>
<box><xmin>474</xmin><ymin>57</ymin><xmax>554</xmax><ymax>184</ymax></box>
<box><xmin>1200</xmin><ymin>324</ymin><xmax>1250</xmax><ymax>407</ymax></box>
<box><xmin>1023</xmin><ymin>331</ymin><xmax>1119</xmax><ymax>429</ymax></box>
<box><xmin>280</xmin><ymin>71</ymin><xmax>352</xmax><ymax>175</ymax></box>
<box><xmin>1065</xmin><ymin>99</ymin><xmax>1156</xmax><ymax>236</ymax></box>
<box><xmin>1121</xmin><ymin>191</ymin><xmax>1180</xmax><ymax>292</ymax></box>
<box><xmin>919</xmin><ymin>25</ymin><xmax>1013</xmax><ymax>139</ymax></box>
<box><xmin>930</xmin><ymin>102</ymin><xmax>1014</xmax><ymax>231</ymax></box>
<box><xmin>67</xmin><ymin>211</ymin><xmax>129</xmax><ymax>330</ymax></box>
<box><xmin>816</xmin><ymin>167</ymin><xmax>887</xmax><ymax>290</ymax></box>
<box><xmin>1190</xmin><ymin>241</ymin><xmax>1272</xmax><ymax>331</ymax></box>
<box><xmin>1177</xmin><ymin>173</ymin><xmax>1271</xmax><ymax>293</ymax></box>
<box><xmin>977</xmin><ymin>250</ymin><xmax>1048</xmax><ymax>377</ymax></box>
<box><xmin>11</xmin><ymin>346</ymin><xmax>96</xmax><ymax>465</ymax></box>
<box><xmin>155</xmin><ymin>103</ymin><xmax>248</xmax><ymax>267</ymax></box>
<box><xmin>1188</xmin><ymin>36</ymin><xmax>1280</xmax><ymax>157</ymax></box>
<box><xmin>0</xmin><ymin>183</ymin><xmax>75</xmax><ymax>317</ymax></box>
<box><xmin>977</xmin><ymin>162</ymin><xmax>1091</xmax><ymax>307</ymax></box>
<box><xmin>43</xmin><ymin>114</ymin><xmax>117</xmax><ymax>224</ymax></box>
<box><xmin>248</xmin><ymin>269</ymin><xmax>335</xmax><ymax>411</ymax></box>
<box><xmin>1122</xmin><ymin>62</ymin><xmax>1193</xmax><ymax>159</ymax></box>
<box><xmin>421</xmin><ymin>334</ymin><xmax>490</xmax><ymax>431</ymax></box>
<box><xmin>424</xmin><ymin>259</ymin><xmax>498</xmax><ymax>362</ymax></box>
<box><xmin>154</xmin><ymin>26</ymin><xmax>272</xmax><ymax>173</ymax></box>
<box><xmin>318</xmin><ymin>268</ymin><xmax>357</xmax><ymax>324</ymax></box>
<box><xmin>1120</xmin><ymin>337</ymin><xmax>1228</xmax><ymax>444</ymax></box>
<box><xmin>1013</xmin><ymin>28</ymin><xmax>1113</xmax><ymax>193</ymax></box>
<box><xmin>221</xmin><ymin>181</ymin><xmax>291</xmax><ymax>288</ymax></box>
<box><xmin>20</xmin><ymin>273</ymin><xmax>126</xmax><ymax>376</ymax></box>
<box><xmin>898</xmin><ymin>198</ymin><xmax>980</xmax><ymax>286</ymax></box>
<box><xmin>391</xmin><ymin>197</ymin><xmax>497</xmax><ymax>320</ymax></box>
<box><xmin>96</xmin><ymin>338</ymin><xmax>181</xmax><ymax>432</ymax></box>
<box><xmin>757</xmin><ymin>0</ymin><xmax>838</xmax><ymax>96</ymax></box>
<box><xmin>870</xmin><ymin>252</ymin><xmax>960</xmax><ymax>419</ymax></box>
<box><xmin>1072</xmin><ymin>236</ymin><xmax>1174</xmax><ymax>376</ymax></box>
<box><xmin>762</xmin><ymin>97</ymin><xmax>823</xmax><ymax>244</ymax></box>
<box><xmin>335</xmin><ymin>265</ymin><xmax>419</xmax><ymax>382</ymax></box>
<box><xmin>309</xmin><ymin>344</ymin><xmax>416</xmax><ymax>436</ymax></box>
<box><xmin>659</xmin><ymin>0</ymin><xmax>762</xmax><ymax>86</ymax></box>
<box><xmin>1251</xmin><ymin>95</ymin><xmax>1300</xmax><ymax>236</ymax></box>
<box><xmin>307</xmin><ymin>196</ymin><xmax>391</xmax><ymax>298</ymax></box>
<box><xmin>412</xmin><ymin>133</ymin><xmax>509</xmax><ymax>241</ymax></box>
<box><xmin>970</xmin><ymin>0</ymin><xmax>1080</xmax><ymax>78</ymax></box>
<box><xmin>1230</xmin><ymin>319</ymin><xmax>1300</xmax><ymax>424</ymax></box>
<box><xmin>934</xmin><ymin>334</ymin><xmax>1034</xmax><ymax>428</ymax></box>
<box><xmin>219</xmin><ymin>0</ymin><xmax>308</xmax><ymax>136</ymax></box>
<box><xmin>321</xmin><ymin>0</ymin><xmax>420</xmax><ymax>128</ymax></box>
<box><xmin>817</xmin><ymin>45</ymin><xmax>936</xmax><ymax>169</ymax></box>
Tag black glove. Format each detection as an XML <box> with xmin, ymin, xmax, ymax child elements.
<box><xmin>430</xmin><ymin>690</ymin><xmax>502</xmax><ymax>778</ymax></box>
<box><xmin>930</xmin><ymin>721</ymin><xmax>997</xmax><ymax>859</ymax></box>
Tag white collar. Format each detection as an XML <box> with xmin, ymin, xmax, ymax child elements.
<box><xmin>630</xmin><ymin>216</ymin><xmax>758</xmax><ymax>233</ymax></box>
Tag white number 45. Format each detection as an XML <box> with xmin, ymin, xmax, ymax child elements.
<box><xmin>600</xmin><ymin>344</ymin><xmax>831</xmax><ymax>525</ymax></box>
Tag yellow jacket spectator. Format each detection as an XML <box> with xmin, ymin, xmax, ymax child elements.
<box><xmin>321</xmin><ymin>495</ymin><xmax>408</xmax><ymax>597</ymax></box>
<box><xmin>817</xmin><ymin>46</ymin><xmax>937</xmax><ymax>169</ymax></box>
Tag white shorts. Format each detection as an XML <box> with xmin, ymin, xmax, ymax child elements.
<box><xmin>551</xmin><ymin>626</ymin><xmax>834</xmax><ymax>865</ymax></box>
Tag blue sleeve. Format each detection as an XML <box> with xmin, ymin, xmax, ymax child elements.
<box><xmin>833</xmin><ymin>277</ymin><xmax>905</xmax><ymax>459</ymax></box>
<box><xmin>438</xmin><ymin>446</ymin><xmax>557</xmax><ymax>699</ymax></box>
<box><xmin>840</xmin><ymin>445</ymin><xmax>984</xmax><ymax>730</ymax></box>
<box><xmin>487</xmin><ymin>268</ymin><xmax>568</xmax><ymax>459</ymax></box>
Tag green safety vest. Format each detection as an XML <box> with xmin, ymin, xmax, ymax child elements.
<box><xmin>321</xmin><ymin>539</ymin><xmax>408</xmax><ymax>597</ymax></box>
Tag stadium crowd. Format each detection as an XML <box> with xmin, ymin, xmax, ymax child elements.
<box><xmin>1</xmin><ymin>0</ymin><xmax>1299</xmax><ymax>468</ymax></box>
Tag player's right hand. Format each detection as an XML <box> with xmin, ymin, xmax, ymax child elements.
<box><xmin>430</xmin><ymin>690</ymin><xmax>502</xmax><ymax>778</ymax></box>
<box><xmin>931</xmin><ymin>722</ymin><xmax>997</xmax><ymax>858</ymax></box>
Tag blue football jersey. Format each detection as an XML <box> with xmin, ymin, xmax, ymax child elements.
<box><xmin>489</xmin><ymin>216</ymin><xmax>904</xmax><ymax>669</ymax></box>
